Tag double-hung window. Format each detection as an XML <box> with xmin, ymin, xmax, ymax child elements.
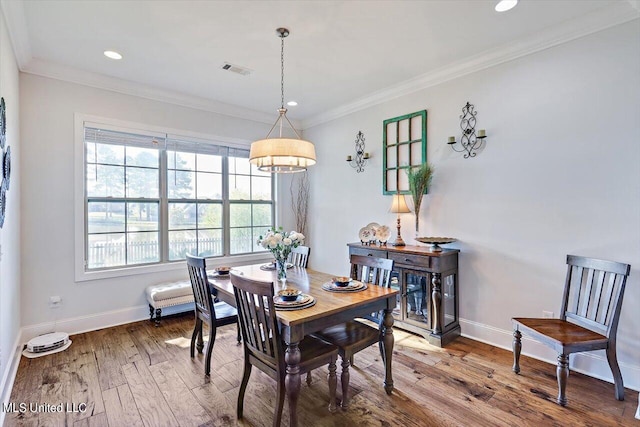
<box><xmin>83</xmin><ymin>124</ymin><xmax>273</xmax><ymax>272</ymax></box>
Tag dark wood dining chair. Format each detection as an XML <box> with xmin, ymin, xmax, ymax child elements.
<box><xmin>311</xmin><ymin>254</ymin><xmax>394</xmax><ymax>409</ymax></box>
<box><xmin>288</xmin><ymin>245</ymin><xmax>310</xmax><ymax>268</ymax></box>
<box><xmin>230</xmin><ymin>271</ymin><xmax>338</xmax><ymax>427</ymax></box>
<box><xmin>512</xmin><ymin>255</ymin><xmax>631</xmax><ymax>406</ymax></box>
<box><xmin>186</xmin><ymin>254</ymin><xmax>239</xmax><ymax>376</ymax></box>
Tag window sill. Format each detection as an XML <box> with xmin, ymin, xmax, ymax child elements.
<box><xmin>75</xmin><ymin>252</ymin><xmax>274</xmax><ymax>283</ymax></box>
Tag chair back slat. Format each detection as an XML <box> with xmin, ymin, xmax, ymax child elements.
<box><xmin>186</xmin><ymin>255</ymin><xmax>215</xmax><ymax>321</ymax></box>
<box><xmin>567</xmin><ymin>266</ymin><xmax>583</xmax><ymax>314</ymax></box>
<box><xmin>231</xmin><ymin>272</ymin><xmax>282</xmax><ymax>369</ymax></box>
<box><xmin>596</xmin><ymin>272</ymin><xmax>617</xmax><ymax>324</ymax></box>
<box><xmin>589</xmin><ymin>269</ymin><xmax>606</xmax><ymax>320</ymax></box>
<box><xmin>349</xmin><ymin>254</ymin><xmax>394</xmax><ymax>322</ymax></box>
<box><xmin>563</xmin><ymin>255</ymin><xmax>630</xmax><ymax>337</ymax></box>
<box><xmin>350</xmin><ymin>254</ymin><xmax>394</xmax><ymax>287</ymax></box>
<box><xmin>578</xmin><ymin>268</ymin><xmax>596</xmax><ymax>318</ymax></box>
<box><xmin>289</xmin><ymin>245</ymin><xmax>310</xmax><ymax>268</ymax></box>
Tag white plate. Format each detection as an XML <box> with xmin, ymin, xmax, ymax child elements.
<box><xmin>358</xmin><ymin>227</ymin><xmax>373</xmax><ymax>242</ymax></box>
<box><xmin>365</xmin><ymin>222</ymin><xmax>380</xmax><ymax>235</ymax></box>
<box><xmin>376</xmin><ymin>225</ymin><xmax>391</xmax><ymax>242</ymax></box>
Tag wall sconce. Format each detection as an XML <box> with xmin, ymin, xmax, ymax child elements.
<box><xmin>447</xmin><ymin>101</ymin><xmax>487</xmax><ymax>158</ymax></box>
<box><xmin>346</xmin><ymin>131</ymin><xmax>370</xmax><ymax>173</ymax></box>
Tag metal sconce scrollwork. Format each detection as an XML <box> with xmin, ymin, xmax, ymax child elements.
<box><xmin>447</xmin><ymin>102</ymin><xmax>487</xmax><ymax>158</ymax></box>
<box><xmin>346</xmin><ymin>131</ymin><xmax>370</xmax><ymax>172</ymax></box>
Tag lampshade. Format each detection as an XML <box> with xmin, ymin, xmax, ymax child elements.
<box><xmin>389</xmin><ymin>194</ymin><xmax>411</xmax><ymax>214</ymax></box>
<box><xmin>250</xmin><ymin>137</ymin><xmax>316</xmax><ymax>173</ymax></box>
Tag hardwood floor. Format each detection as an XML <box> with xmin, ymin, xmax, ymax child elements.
<box><xmin>6</xmin><ymin>314</ymin><xmax>638</xmax><ymax>426</ymax></box>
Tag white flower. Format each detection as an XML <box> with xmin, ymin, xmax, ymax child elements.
<box><xmin>297</xmin><ymin>233</ymin><xmax>305</xmax><ymax>242</ymax></box>
<box><xmin>283</xmin><ymin>237</ymin><xmax>292</xmax><ymax>246</ymax></box>
<box><xmin>268</xmin><ymin>241</ymin><xmax>278</xmax><ymax>249</ymax></box>
<box><xmin>274</xmin><ymin>233</ymin><xmax>283</xmax><ymax>242</ymax></box>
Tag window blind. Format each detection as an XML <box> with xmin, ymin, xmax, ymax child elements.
<box><xmin>84</xmin><ymin>127</ymin><xmax>164</xmax><ymax>149</ymax></box>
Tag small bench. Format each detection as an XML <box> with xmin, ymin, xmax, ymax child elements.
<box><xmin>146</xmin><ymin>280</ymin><xmax>194</xmax><ymax>326</ymax></box>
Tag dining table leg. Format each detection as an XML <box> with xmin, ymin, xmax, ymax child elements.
<box><xmin>381</xmin><ymin>305</ymin><xmax>395</xmax><ymax>395</ymax></box>
<box><xmin>285</xmin><ymin>340</ymin><xmax>301</xmax><ymax>427</ymax></box>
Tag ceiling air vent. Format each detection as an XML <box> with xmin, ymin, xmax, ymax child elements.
<box><xmin>221</xmin><ymin>62</ymin><xmax>252</xmax><ymax>76</ymax></box>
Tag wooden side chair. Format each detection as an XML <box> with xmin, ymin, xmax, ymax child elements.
<box><xmin>186</xmin><ymin>254</ymin><xmax>239</xmax><ymax>376</ymax></box>
<box><xmin>311</xmin><ymin>254</ymin><xmax>394</xmax><ymax>409</ymax></box>
<box><xmin>288</xmin><ymin>245</ymin><xmax>310</xmax><ymax>268</ymax></box>
<box><xmin>230</xmin><ymin>272</ymin><xmax>338</xmax><ymax>427</ymax></box>
<box><xmin>512</xmin><ymin>254</ymin><xmax>631</xmax><ymax>406</ymax></box>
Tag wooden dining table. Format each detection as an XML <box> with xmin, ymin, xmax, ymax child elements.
<box><xmin>208</xmin><ymin>263</ymin><xmax>398</xmax><ymax>427</ymax></box>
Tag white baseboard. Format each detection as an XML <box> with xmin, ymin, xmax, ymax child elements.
<box><xmin>1</xmin><ymin>332</ymin><xmax>24</xmax><ymax>427</ymax></box>
<box><xmin>20</xmin><ymin>305</ymin><xmax>151</xmax><ymax>343</ymax></box>
<box><xmin>20</xmin><ymin>303</ymin><xmax>195</xmax><ymax>344</ymax></box>
<box><xmin>459</xmin><ymin>318</ymin><xmax>640</xmax><ymax>393</ymax></box>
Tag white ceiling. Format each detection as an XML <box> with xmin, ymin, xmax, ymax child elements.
<box><xmin>3</xmin><ymin>1</ymin><xmax>639</xmax><ymax>126</ymax></box>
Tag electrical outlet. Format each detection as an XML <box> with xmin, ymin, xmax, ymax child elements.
<box><xmin>542</xmin><ymin>310</ymin><xmax>554</xmax><ymax>319</ymax></box>
<box><xmin>49</xmin><ymin>296</ymin><xmax>62</xmax><ymax>308</ymax></box>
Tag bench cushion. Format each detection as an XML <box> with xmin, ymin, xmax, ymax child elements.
<box><xmin>146</xmin><ymin>280</ymin><xmax>193</xmax><ymax>303</ymax></box>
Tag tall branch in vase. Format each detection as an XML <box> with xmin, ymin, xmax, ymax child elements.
<box><xmin>290</xmin><ymin>171</ymin><xmax>310</xmax><ymax>238</ymax></box>
<box><xmin>407</xmin><ymin>163</ymin><xmax>434</xmax><ymax>235</ymax></box>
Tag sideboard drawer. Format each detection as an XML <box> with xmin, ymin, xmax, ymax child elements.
<box><xmin>349</xmin><ymin>246</ymin><xmax>388</xmax><ymax>259</ymax></box>
<box><xmin>388</xmin><ymin>252</ymin><xmax>431</xmax><ymax>269</ymax></box>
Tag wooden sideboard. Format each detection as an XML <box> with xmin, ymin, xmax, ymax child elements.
<box><xmin>348</xmin><ymin>243</ymin><xmax>460</xmax><ymax>347</ymax></box>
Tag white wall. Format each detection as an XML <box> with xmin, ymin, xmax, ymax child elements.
<box><xmin>301</xmin><ymin>21</ymin><xmax>640</xmax><ymax>390</ymax></box>
<box><xmin>0</xmin><ymin>4</ymin><xmax>21</xmax><ymax>412</ymax></box>
<box><xmin>19</xmin><ymin>74</ymin><xmax>279</xmax><ymax>332</ymax></box>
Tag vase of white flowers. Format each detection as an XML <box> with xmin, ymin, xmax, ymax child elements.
<box><xmin>257</xmin><ymin>227</ymin><xmax>305</xmax><ymax>282</ymax></box>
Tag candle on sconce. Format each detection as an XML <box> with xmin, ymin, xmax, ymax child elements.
<box><xmin>364</xmin><ymin>152</ymin><xmax>370</xmax><ymax>159</ymax></box>
<box><xmin>477</xmin><ymin>129</ymin><xmax>486</xmax><ymax>138</ymax></box>
<box><xmin>346</xmin><ymin>155</ymin><xmax>352</xmax><ymax>161</ymax></box>
<box><xmin>447</xmin><ymin>136</ymin><xmax>456</xmax><ymax>143</ymax></box>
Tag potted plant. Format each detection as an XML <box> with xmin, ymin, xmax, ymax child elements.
<box><xmin>407</xmin><ymin>163</ymin><xmax>434</xmax><ymax>235</ymax></box>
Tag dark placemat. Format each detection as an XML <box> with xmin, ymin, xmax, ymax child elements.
<box><xmin>321</xmin><ymin>281</ymin><xmax>368</xmax><ymax>293</ymax></box>
<box><xmin>275</xmin><ymin>299</ymin><xmax>317</xmax><ymax>311</ymax></box>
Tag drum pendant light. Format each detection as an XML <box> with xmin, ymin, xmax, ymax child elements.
<box><xmin>249</xmin><ymin>28</ymin><xmax>316</xmax><ymax>173</ymax></box>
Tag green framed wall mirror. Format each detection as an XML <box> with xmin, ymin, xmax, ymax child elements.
<box><xmin>382</xmin><ymin>110</ymin><xmax>427</xmax><ymax>195</ymax></box>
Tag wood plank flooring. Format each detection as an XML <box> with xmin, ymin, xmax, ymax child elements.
<box><xmin>5</xmin><ymin>314</ymin><xmax>638</xmax><ymax>426</ymax></box>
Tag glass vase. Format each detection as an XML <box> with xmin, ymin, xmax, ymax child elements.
<box><xmin>276</xmin><ymin>258</ymin><xmax>287</xmax><ymax>282</ymax></box>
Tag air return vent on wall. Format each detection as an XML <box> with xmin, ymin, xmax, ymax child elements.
<box><xmin>221</xmin><ymin>62</ymin><xmax>252</xmax><ymax>76</ymax></box>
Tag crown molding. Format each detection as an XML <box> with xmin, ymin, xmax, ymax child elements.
<box><xmin>301</xmin><ymin>2</ymin><xmax>640</xmax><ymax>129</ymax></box>
<box><xmin>3</xmin><ymin>0</ymin><xmax>637</xmax><ymax>130</ymax></box>
<box><xmin>23</xmin><ymin>58</ymin><xmax>284</xmax><ymax>125</ymax></box>
<box><xmin>1</xmin><ymin>0</ymin><xmax>283</xmax><ymax>126</ymax></box>
<box><xmin>0</xmin><ymin>0</ymin><xmax>32</xmax><ymax>67</ymax></box>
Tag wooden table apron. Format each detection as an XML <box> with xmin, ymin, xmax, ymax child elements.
<box><xmin>209</xmin><ymin>264</ymin><xmax>398</xmax><ymax>427</ymax></box>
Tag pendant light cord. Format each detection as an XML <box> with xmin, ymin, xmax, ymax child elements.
<box><xmin>280</xmin><ymin>34</ymin><xmax>285</xmax><ymax>110</ymax></box>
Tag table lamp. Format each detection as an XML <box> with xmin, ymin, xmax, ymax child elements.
<box><xmin>390</xmin><ymin>194</ymin><xmax>410</xmax><ymax>246</ymax></box>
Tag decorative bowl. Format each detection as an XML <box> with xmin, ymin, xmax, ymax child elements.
<box><xmin>415</xmin><ymin>237</ymin><xmax>457</xmax><ymax>252</ymax></box>
<box><xmin>277</xmin><ymin>288</ymin><xmax>302</xmax><ymax>302</ymax></box>
<box><xmin>332</xmin><ymin>276</ymin><xmax>352</xmax><ymax>287</ymax></box>
<box><xmin>215</xmin><ymin>266</ymin><xmax>231</xmax><ymax>275</ymax></box>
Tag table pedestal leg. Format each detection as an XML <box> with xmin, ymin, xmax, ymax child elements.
<box><xmin>285</xmin><ymin>341</ymin><xmax>301</xmax><ymax>427</ymax></box>
<box><xmin>381</xmin><ymin>308</ymin><xmax>395</xmax><ymax>395</ymax></box>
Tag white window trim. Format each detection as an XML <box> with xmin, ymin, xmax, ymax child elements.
<box><xmin>74</xmin><ymin>113</ymin><xmax>277</xmax><ymax>282</ymax></box>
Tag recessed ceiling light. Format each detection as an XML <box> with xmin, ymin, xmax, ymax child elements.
<box><xmin>495</xmin><ymin>0</ymin><xmax>518</xmax><ymax>12</ymax></box>
<box><xmin>103</xmin><ymin>50</ymin><xmax>123</xmax><ymax>60</ymax></box>
<box><xmin>287</xmin><ymin>101</ymin><xmax>298</xmax><ymax>107</ymax></box>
